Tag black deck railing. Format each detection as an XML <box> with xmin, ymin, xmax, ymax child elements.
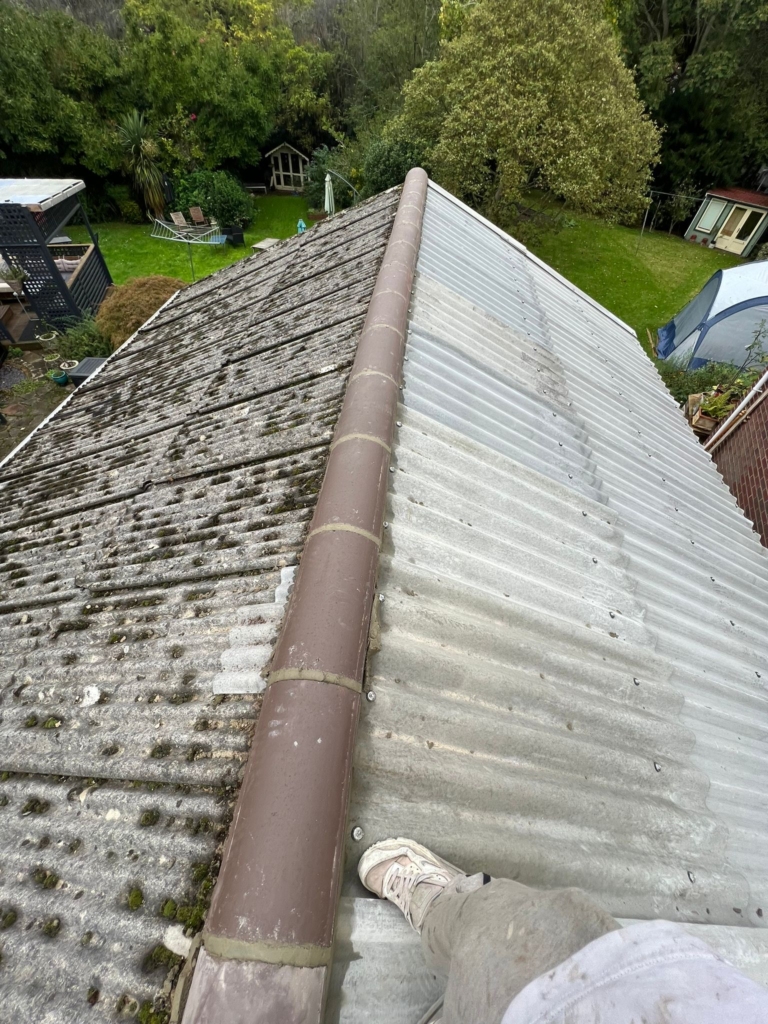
<box><xmin>47</xmin><ymin>244</ymin><xmax>112</xmax><ymax>317</ymax></box>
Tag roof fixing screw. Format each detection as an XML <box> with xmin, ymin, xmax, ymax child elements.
<box><xmin>654</xmin><ymin>762</ymin><xmax>662</xmax><ymax>772</ymax></box>
<box><xmin>383</xmin><ymin>522</ymin><xmax>389</xmax><ymax>529</ymax></box>
<box><xmin>366</xmin><ymin>690</ymin><xmax>376</xmax><ymax>703</ymax></box>
<box><xmin>687</xmin><ymin>870</ymin><xmax>696</xmax><ymax>883</ymax></box>
<box><xmin>633</xmin><ymin>677</ymin><xmax>640</xmax><ymax>686</ymax></box>
<box><xmin>351</xmin><ymin>826</ymin><xmax>364</xmax><ymax>842</ymax></box>
<box><xmin>378</xmin><ymin>594</ymin><xmax>385</xmax><ymax>603</ymax></box>
<box><xmin>592</xmin><ymin>558</ymin><xmax>598</xmax><ymax>564</ymax></box>
<box><xmin>389</xmin><ymin>466</ymin><xmax>395</xmax><ymax>473</ymax></box>
<box><xmin>396</xmin><ymin>421</ymin><xmax>402</xmax><ymax>427</ymax></box>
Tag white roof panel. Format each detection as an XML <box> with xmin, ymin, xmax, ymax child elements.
<box><xmin>336</xmin><ymin>180</ymin><xmax>768</xmax><ymax>1022</ymax></box>
<box><xmin>0</xmin><ymin>178</ymin><xmax>85</xmax><ymax>210</ymax></box>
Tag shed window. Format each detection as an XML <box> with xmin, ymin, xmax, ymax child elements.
<box><xmin>696</xmin><ymin>199</ymin><xmax>726</xmax><ymax>233</ymax></box>
<box><xmin>720</xmin><ymin>206</ymin><xmax>747</xmax><ymax>238</ymax></box>
<box><xmin>736</xmin><ymin>210</ymin><xmax>764</xmax><ymax>241</ymax></box>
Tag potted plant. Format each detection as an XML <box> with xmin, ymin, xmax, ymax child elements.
<box><xmin>0</xmin><ymin>258</ymin><xmax>27</xmax><ymax>294</ymax></box>
<box><xmin>47</xmin><ymin>367</ymin><xmax>69</xmax><ymax>386</ymax></box>
<box><xmin>206</xmin><ymin>173</ymin><xmax>255</xmax><ymax>246</ymax></box>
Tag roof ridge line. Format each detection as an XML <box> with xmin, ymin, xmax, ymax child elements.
<box><xmin>179</xmin><ymin>169</ymin><xmax>429</xmax><ymax>1024</ymax></box>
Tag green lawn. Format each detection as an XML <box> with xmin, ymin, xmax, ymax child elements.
<box><xmin>73</xmin><ymin>191</ymin><xmax>738</xmax><ymax>360</ymax></box>
<box><xmin>528</xmin><ymin>214</ymin><xmax>740</xmax><ymax>354</ymax></box>
<box><xmin>70</xmin><ymin>195</ymin><xmax>310</xmax><ymax>286</ymax></box>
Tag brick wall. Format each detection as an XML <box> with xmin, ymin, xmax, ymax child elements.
<box><xmin>712</xmin><ymin>394</ymin><xmax>768</xmax><ymax>547</ymax></box>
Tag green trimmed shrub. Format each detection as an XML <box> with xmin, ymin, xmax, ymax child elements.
<box><xmin>96</xmin><ymin>276</ymin><xmax>185</xmax><ymax>349</ymax></box>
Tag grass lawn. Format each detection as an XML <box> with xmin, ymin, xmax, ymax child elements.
<box><xmin>528</xmin><ymin>213</ymin><xmax>740</xmax><ymax>355</ymax></box>
<box><xmin>72</xmin><ymin>188</ymin><xmax>739</xmax><ymax>362</ymax></box>
<box><xmin>70</xmin><ymin>195</ymin><xmax>310</xmax><ymax>286</ymax></box>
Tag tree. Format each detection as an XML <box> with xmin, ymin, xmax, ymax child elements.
<box><xmin>118</xmin><ymin>109</ymin><xmax>165</xmax><ymax>216</ymax></box>
<box><xmin>294</xmin><ymin>0</ymin><xmax>442</xmax><ymax>130</ymax></box>
<box><xmin>0</xmin><ymin>2</ymin><xmax>123</xmax><ymax>174</ymax></box>
<box><xmin>123</xmin><ymin>0</ymin><xmax>283</xmax><ymax>169</ymax></box>
<box><xmin>617</xmin><ymin>0</ymin><xmax>768</xmax><ymax>192</ymax></box>
<box><xmin>273</xmin><ymin>46</ymin><xmax>336</xmax><ymax>156</ymax></box>
<box><xmin>389</xmin><ymin>0</ymin><xmax>660</xmax><ymax>221</ymax></box>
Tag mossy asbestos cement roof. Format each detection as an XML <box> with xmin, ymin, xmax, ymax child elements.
<box><xmin>0</xmin><ymin>189</ymin><xmax>398</xmax><ymax>1022</ymax></box>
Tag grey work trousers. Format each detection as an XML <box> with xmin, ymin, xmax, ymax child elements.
<box><xmin>420</xmin><ymin>876</ymin><xmax>620</xmax><ymax>1024</ymax></box>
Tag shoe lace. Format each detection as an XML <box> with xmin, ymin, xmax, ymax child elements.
<box><xmin>381</xmin><ymin>862</ymin><xmax>450</xmax><ymax>926</ymax></box>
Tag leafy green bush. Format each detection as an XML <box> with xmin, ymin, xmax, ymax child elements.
<box><xmin>56</xmin><ymin>317</ymin><xmax>111</xmax><ymax>362</ymax></box>
<box><xmin>174</xmin><ymin>171</ymin><xmax>254</xmax><ymax>227</ymax></box>
<box><xmin>362</xmin><ymin>137</ymin><xmax>425</xmax><ymax>197</ymax></box>
<box><xmin>654</xmin><ymin>357</ymin><xmax>758</xmax><ymax>407</ymax></box>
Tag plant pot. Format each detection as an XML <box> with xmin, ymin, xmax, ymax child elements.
<box><xmin>38</xmin><ymin>331</ymin><xmax>58</xmax><ymax>343</ymax></box>
<box><xmin>60</xmin><ymin>360</ymin><xmax>78</xmax><ymax>372</ymax></box>
<box><xmin>225</xmin><ymin>227</ymin><xmax>245</xmax><ymax>246</ymax></box>
<box><xmin>48</xmin><ymin>369</ymin><xmax>69</xmax><ymax>386</ymax></box>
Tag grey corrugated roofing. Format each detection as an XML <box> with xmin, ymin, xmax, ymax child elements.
<box><xmin>0</xmin><ymin>188</ymin><xmax>399</xmax><ymax>1022</ymax></box>
<box><xmin>332</xmin><ymin>182</ymin><xmax>768</xmax><ymax>1020</ymax></box>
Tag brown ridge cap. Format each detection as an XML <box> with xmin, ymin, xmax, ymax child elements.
<box><xmin>181</xmin><ymin>168</ymin><xmax>429</xmax><ymax>1024</ymax></box>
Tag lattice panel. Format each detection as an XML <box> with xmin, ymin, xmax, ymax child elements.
<box><xmin>1</xmin><ymin>205</ymin><xmax>80</xmax><ymax>326</ymax></box>
<box><xmin>0</xmin><ymin>205</ymin><xmax>39</xmax><ymax>246</ymax></box>
<box><xmin>32</xmin><ymin>194</ymin><xmax>82</xmax><ymax>242</ymax></box>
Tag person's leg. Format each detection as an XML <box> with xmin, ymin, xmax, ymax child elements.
<box><xmin>421</xmin><ymin>877</ymin><xmax>619</xmax><ymax>1023</ymax></box>
<box><xmin>358</xmin><ymin>838</ymin><xmax>619</xmax><ymax>1024</ymax></box>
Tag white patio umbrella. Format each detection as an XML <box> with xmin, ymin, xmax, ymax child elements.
<box><xmin>324</xmin><ymin>173</ymin><xmax>335</xmax><ymax>218</ymax></box>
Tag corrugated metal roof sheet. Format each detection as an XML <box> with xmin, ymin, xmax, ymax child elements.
<box><xmin>0</xmin><ymin>178</ymin><xmax>85</xmax><ymax>209</ymax></box>
<box><xmin>0</xmin><ymin>189</ymin><xmax>399</xmax><ymax>1021</ymax></box>
<box><xmin>332</xmin><ymin>182</ymin><xmax>768</xmax><ymax>1021</ymax></box>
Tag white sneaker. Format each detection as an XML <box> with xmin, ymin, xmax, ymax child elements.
<box><xmin>358</xmin><ymin>837</ymin><xmax>461</xmax><ymax>932</ymax></box>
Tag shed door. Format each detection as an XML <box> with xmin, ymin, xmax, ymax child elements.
<box><xmin>716</xmin><ymin>206</ymin><xmax>764</xmax><ymax>254</ymax></box>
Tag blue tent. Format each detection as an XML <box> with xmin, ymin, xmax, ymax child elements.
<box><xmin>657</xmin><ymin>262</ymin><xmax>768</xmax><ymax>368</ymax></box>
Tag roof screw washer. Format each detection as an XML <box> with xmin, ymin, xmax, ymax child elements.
<box><xmin>366</xmin><ymin>690</ymin><xmax>376</xmax><ymax>703</ymax></box>
<box><xmin>352</xmin><ymin>826</ymin><xmax>364</xmax><ymax>842</ymax></box>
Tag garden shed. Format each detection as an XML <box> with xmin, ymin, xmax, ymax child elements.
<box><xmin>684</xmin><ymin>187</ymin><xmax>768</xmax><ymax>257</ymax></box>
<box><xmin>265</xmin><ymin>143</ymin><xmax>309</xmax><ymax>193</ymax></box>
<box><xmin>657</xmin><ymin>262</ymin><xmax>768</xmax><ymax>368</ymax></box>
<box><xmin>0</xmin><ymin>178</ymin><xmax>112</xmax><ymax>344</ymax></box>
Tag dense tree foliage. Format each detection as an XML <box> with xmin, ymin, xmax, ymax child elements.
<box><xmin>290</xmin><ymin>0</ymin><xmax>441</xmax><ymax>128</ymax></box>
<box><xmin>5</xmin><ymin>0</ymin><xmax>768</xmax><ymax>223</ymax></box>
<box><xmin>0</xmin><ymin>0</ymin><xmax>333</xmax><ymax>185</ymax></box>
<box><xmin>388</xmin><ymin>0</ymin><xmax>660</xmax><ymax>220</ymax></box>
<box><xmin>617</xmin><ymin>0</ymin><xmax>768</xmax><ymax>193</ymax></box>
<box><xmin>0</xmin><ymin>3</ymin><xmax>123</xmax><ymax>172</ymax></box>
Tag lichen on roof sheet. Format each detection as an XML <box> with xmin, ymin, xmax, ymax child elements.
<box><xmin>0</xmin><ymin>189</ymin><xmax>398</xmax><ymax>1022</ymax></box>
